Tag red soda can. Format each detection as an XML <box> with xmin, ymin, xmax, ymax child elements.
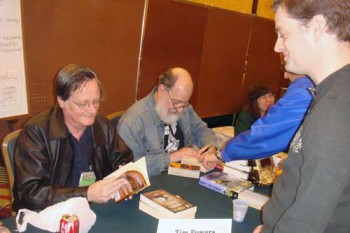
<box><xmin>60</xmin><ymin>214</ymin><xmax>79</xmax><ymax>233</ymax></box>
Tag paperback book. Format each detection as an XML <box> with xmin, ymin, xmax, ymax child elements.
<box><xmin>199</xmin><ymin>171</ymin><xmax>254</xmax><ymax>198</ymax></box>
<box><xmin>223</xmin><ymin>164</ymin><xmax>250</xmax><ymax>180</ymax></box>
<box><xmin>104</xmin><ymin>157</ymin><xmax>150</xmax><ymax>202</ymax></box>
<box><xmin>168</xmin><ymin>162</ymin><xmax>201</xmax><ymax>179</ymax></box>
<box><xmin>139</xmin><ymin>189</ymin><xmax>197</xmax><ymax>219</ymax></box>
<box><xmin>238</xmin><ymin>189</ymin><xmax>270</xmax><ymax>210</ymax></box>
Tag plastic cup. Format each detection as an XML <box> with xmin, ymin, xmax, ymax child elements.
<box><xmin>232</xmin><ymin>199</ymin><xmax>248</xmax><ymax>222</ymax></box>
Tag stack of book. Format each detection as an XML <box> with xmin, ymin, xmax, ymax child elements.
<box><xmin>139</xmin><ymin>189</ymin><xmax>197</xmax><ymax>219</ymax></box>
<box><xmin>238</xmin><ymin>189</ymin><xmax>270</xmax><ymax>210</ymax></box>
<box><xmin>223</xmin><ymin>160</ymin><xmax>251</xmax><ymax>180</ymax></box>
<box><xmin>199</xmin><ymin>171</ymin><xmax>254</xmax><ymax>198</ymax></box>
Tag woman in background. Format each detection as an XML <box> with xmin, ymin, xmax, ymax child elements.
<box><xmin>234</xmin><ymin>84</ymin><xmax>275</xmax><ymax>136</ymax></box>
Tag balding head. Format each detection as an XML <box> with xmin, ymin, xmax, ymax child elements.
<box><xmin>155</xmin><ymin>67</ymin><xmax>193</xmax><ymax>124</ymax></box>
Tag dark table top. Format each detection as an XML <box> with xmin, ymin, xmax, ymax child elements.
<box><xmin>2</xmin><ymin>173</ymin><xmax>270</xmax><ymax>232</ymax></box>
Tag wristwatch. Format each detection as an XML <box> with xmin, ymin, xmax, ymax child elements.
<box><xmin>214</xmin><ymin>149</ymin><xmax>224</xmax><ymax>162</ymax></box>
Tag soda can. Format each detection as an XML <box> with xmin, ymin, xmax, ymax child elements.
<box><xmin>60</xmin><ymin>214</ymin><xmax>79</xmax><ymax>233</ymax></box>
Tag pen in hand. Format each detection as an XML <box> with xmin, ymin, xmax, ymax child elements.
<box><xmin>200</xmin><ymin>145</ymin><xmax>211</xmax><ymax>155</ymax></box>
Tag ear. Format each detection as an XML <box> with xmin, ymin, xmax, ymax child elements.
<box><xmin>57</xmin><ymin>96</ymin><xmax>66</xmax><ymax>108</ymax></box>
<box><xmin>309</xmin><ymin>14</ymin><xmax>327</xmax><ymax>40</ymax></box>
<box><xmin>158</xmin><ymin>84</ymin><xmax>166</xmax><ymax>96</ymax></box>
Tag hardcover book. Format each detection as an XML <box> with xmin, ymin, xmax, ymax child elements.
<box><xmin>104</xmin><ymin>157</ymin><xmax>150</xmax><ymax>202</ymax></box>
<box><xmin>199</xmin><ymin>171</ymin><xmax>253</xmax><ymax>198</ymax></box>
<box><xmin>140</xmin><ymin>189</ymin><xmax>197</xmax><ymax>218</ymax></box>
<box><xmin>168</xmin><ymin>162</ymin><xmax>201</xmax><ymax>179</ymax></box>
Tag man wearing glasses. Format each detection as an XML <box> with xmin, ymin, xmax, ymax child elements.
<box><xmin>13</xmin><ymin>64</ymin><xmax>133</xmax><ymax>211</ymax></box>
<box><xmin>118</xmin><ymin>67</ymin><xmax>217</xmax><ymax>176</ymax></box>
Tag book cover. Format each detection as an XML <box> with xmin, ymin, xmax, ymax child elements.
<box><xmin>238</xmin><ymin>189</ymin><xmax>270</xmax><ymax>210</ymax></box>
<box><xmin>104</xmin><ymin>157</ymin><xmax>150</xmax><ymax>202</ymax></box>
<box><xmin>139</xmin><ymin>201</ymin><xmax>196</xmax><ymax>219</ymax></box>
<box><xmin>140</xmin><ymin>189</ymin><xmax>197</xmax><ymax>217</ymax></box>
<box><xmin>199</xmin><ymin>171</ymin><xmax>253</xmax><ymax>198</ymax></box>
<box><xmin>168</xmin><ymin>162</ymin><xmax>201</xmax><ymax>179</ymax></box>
<box><xmin>181</xmin><ymin>158</ymin><xmax>214</xmax><ymax>173</ymax></box>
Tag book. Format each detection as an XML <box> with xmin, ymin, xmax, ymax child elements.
<box><xmin>181</xmin><ymin>157</ymin><xmax>214</xmax><ymax>173</ymax></box>
<box><xmin>224</xmin><ymin>162</ymin><xmax>252</xmax><ymax>173</ymax></box>
<box><xmin>238</xmin><ymin>189</ymin><xmax>270</xmax><ymax>210</ymax></box>
<box><xmin>104</xmin><ymin>157</ymin><xmax>150</xmax><ymax>202</ymax></box>
<box><xmin>139</xmin><ymin>201</ymin><xmax>196</xmax><ymax>219</ymax></box>
<box><xmin>222</xmin><ymin>166</ymin><xmax>250</xmax><ymax>180</ymax></box>
<box><xmin>199</xmin><ymin>171</ymin><xmax>254</xmax><ymax>198</ymax></box>
<box><xmin>168</xmin><ymin>162</ymin><xmax>201</xmax><ymax>179</ymax></box>
<box><xmin>225</xmin><ymin>160</ymin><xmax>249</xmax><ymax>166</ymax></box>
<box><xmin>140</xmin><ymin>189</ymin><xmax>197</xmax><ymax>218</ymax></box>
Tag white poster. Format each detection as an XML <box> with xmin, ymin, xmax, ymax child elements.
<box><xmin>0</xmin><ymin>0</ymin><xmax>28</xmax><ymax>119</ymax></box>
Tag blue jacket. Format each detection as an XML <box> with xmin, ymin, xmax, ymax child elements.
<box><xmin>118</xmin><ymin>87</ymin><xmax>217</xmax><ymax>176</ymax></box>
<box><xmin>222</xmin><ymin>77</ymin><xmax>314</xmax><ymax>161</ymax></box>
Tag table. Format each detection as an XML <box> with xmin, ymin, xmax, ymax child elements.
<box><xmin>2</xmin><ymin>173</ymin><xmax>270</xmax><ymax>232</ymax></box>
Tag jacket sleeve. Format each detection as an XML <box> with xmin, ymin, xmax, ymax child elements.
<box><xmin>222</xmin><ymin>81</ymin><xmax>313</xmax><ymax>161</ymax></box>
<box><xmin>13</xmin><ymin>125</ymin><xmax>88</xmax><ymax>211</ymax></box>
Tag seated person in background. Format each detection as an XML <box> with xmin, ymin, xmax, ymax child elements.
<box><xmin>200</xmin><ymin>71</ymin><xmax>314</xmax><ymax>167</ymax></box>
<box><xmin>234</xmin><ymin>84</ymin><xmax>275</xmax><ymax>136</ymax></box>
<box><xmin>13</xmin><ymin>64</ymin><xmax>134</xmax><ymax>211</ymax></box>
<box><xmin>118</xmin><ymin>67</ymin><xmax>217</xmax><ymax>176</ymax></box>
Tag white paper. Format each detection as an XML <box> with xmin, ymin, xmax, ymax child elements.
<box><xmin>157</xmin><ymin>219</ymin><xmax>232</xmax><ymax>233</ymax></box>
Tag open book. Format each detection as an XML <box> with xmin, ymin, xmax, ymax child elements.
<box><xmin>104</xmin><ymin>157</ymin><xmax>150</xmax><ymax>202</ymax></box>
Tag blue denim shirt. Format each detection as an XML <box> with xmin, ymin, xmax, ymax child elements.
<box><xmin>118</xmin><ymin>87</ymin><xmax>217</xmax><ymax>176</ymax></box>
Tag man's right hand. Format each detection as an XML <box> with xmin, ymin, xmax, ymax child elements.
<box><xmin>87</xmin><ymin>177</ymin><xmax>132</xmax><ymax>203</ymax></box>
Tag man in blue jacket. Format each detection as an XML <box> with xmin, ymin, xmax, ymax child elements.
<box><xmin>200</xmin><ymin>71</ymin><xmax>314</xmax><ymax>166</ymax></box>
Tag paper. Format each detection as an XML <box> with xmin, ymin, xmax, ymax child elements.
<box><xmin>157</xmin><ymin>219</ymin><xmax>232</xmax><ymax>233</ymax></box>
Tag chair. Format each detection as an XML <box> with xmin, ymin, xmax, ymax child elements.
<box><xmin>106</xmin><ymin>111</ymin><xmax>133</xmax><ymax>163</ymax></box>
<box><xmin>106</xmin><ymin>111</ymin><xmax>124</xmax><ymax>130</ymax></box>
<box><xmin>1</xmin><ymin>129</ymin><xmax>21</xmax><ymax>214</ymax></box>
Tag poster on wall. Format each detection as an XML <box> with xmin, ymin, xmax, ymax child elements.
<box><xmin>0</xmin><ymin>0</ymin><xmax>28</xmax><ymax>119</ymax></box>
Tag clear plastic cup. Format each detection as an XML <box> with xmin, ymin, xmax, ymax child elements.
<box><xmin>232</xmin><ymin>199</ymin><xmax>248</xmax><ymax>222</ymax></box>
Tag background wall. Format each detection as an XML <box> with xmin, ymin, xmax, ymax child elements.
<box><xmin>0</xmin><ymin>0</ymin><xmax>286</xmax><ymax>140</ymax></box>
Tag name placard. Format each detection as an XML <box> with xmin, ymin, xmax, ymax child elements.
<box><xmin>157</xmin><ymin>219</ymin><xmax>232</xmax><ymax>233</ymax></box>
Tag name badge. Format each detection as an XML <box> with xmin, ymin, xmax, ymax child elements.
<box><xmin>79</xmin><ymin>171</ymin><xmax>96</xmax><ymax>187</ymax></box>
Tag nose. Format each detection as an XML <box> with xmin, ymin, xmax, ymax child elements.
<box><xmin>274</xmin><ymin>37</ymin><xmax>283</xmax><ymax>53</ymax></box>
<box><xmin>176</xmin><ymin>107</ymin><xmax>184</xmax><ymax>113</ymax></box>
<box><xmin>86</xmin><ymin>103</ymin><xmax>99</xmax><ymax>114</ymax></box>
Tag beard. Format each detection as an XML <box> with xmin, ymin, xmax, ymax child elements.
<box><xmin>155</xmin><ymin>96</ymin><xmax>182</xmax><ymax>125</ymax></box>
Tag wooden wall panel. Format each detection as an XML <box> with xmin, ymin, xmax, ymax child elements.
<box><xmin>243</xmin><ymin>16</ymin><xmax>287</xmax><ymax>103</ymax></box>
<box><xmin>0</xmin><ymin>0</ymin><xmax>144</xmax><ymax>140</ymax></box>
<box><xmin>195</xmin><ymin>9</ymin><xmax>252</xmax><ymax>117</ymax></box>
<box><xmin>139</xmin><ymin>0</ymin><xmax>207</xmax><ymax>102</ymax></box>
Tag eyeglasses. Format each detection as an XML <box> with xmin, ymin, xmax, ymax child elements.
<box><xmin>165</xmin><ymin>89</ymin><xmax>189</xmax><ymax>111</ymax></box>
<box><xmin>70</xmin><ymin>99</ymin><xmax>102</xmax><ymax>109</ymax></box>
<box><xmin>257</xmin><ymin>93</ymin><xmax>275</xmax><ymax>101</ymax></box>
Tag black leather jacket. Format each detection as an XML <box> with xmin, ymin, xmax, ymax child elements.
<box><xmin>13</xmin><ymin>105</ymin><xmax>133</xmax><ymax>211</ymax></box>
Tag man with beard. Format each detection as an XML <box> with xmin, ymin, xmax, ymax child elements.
<box><xmin>118</xmin><ymin>67</ymin><xmax>217</xmax><ymax>176</ymax></box>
